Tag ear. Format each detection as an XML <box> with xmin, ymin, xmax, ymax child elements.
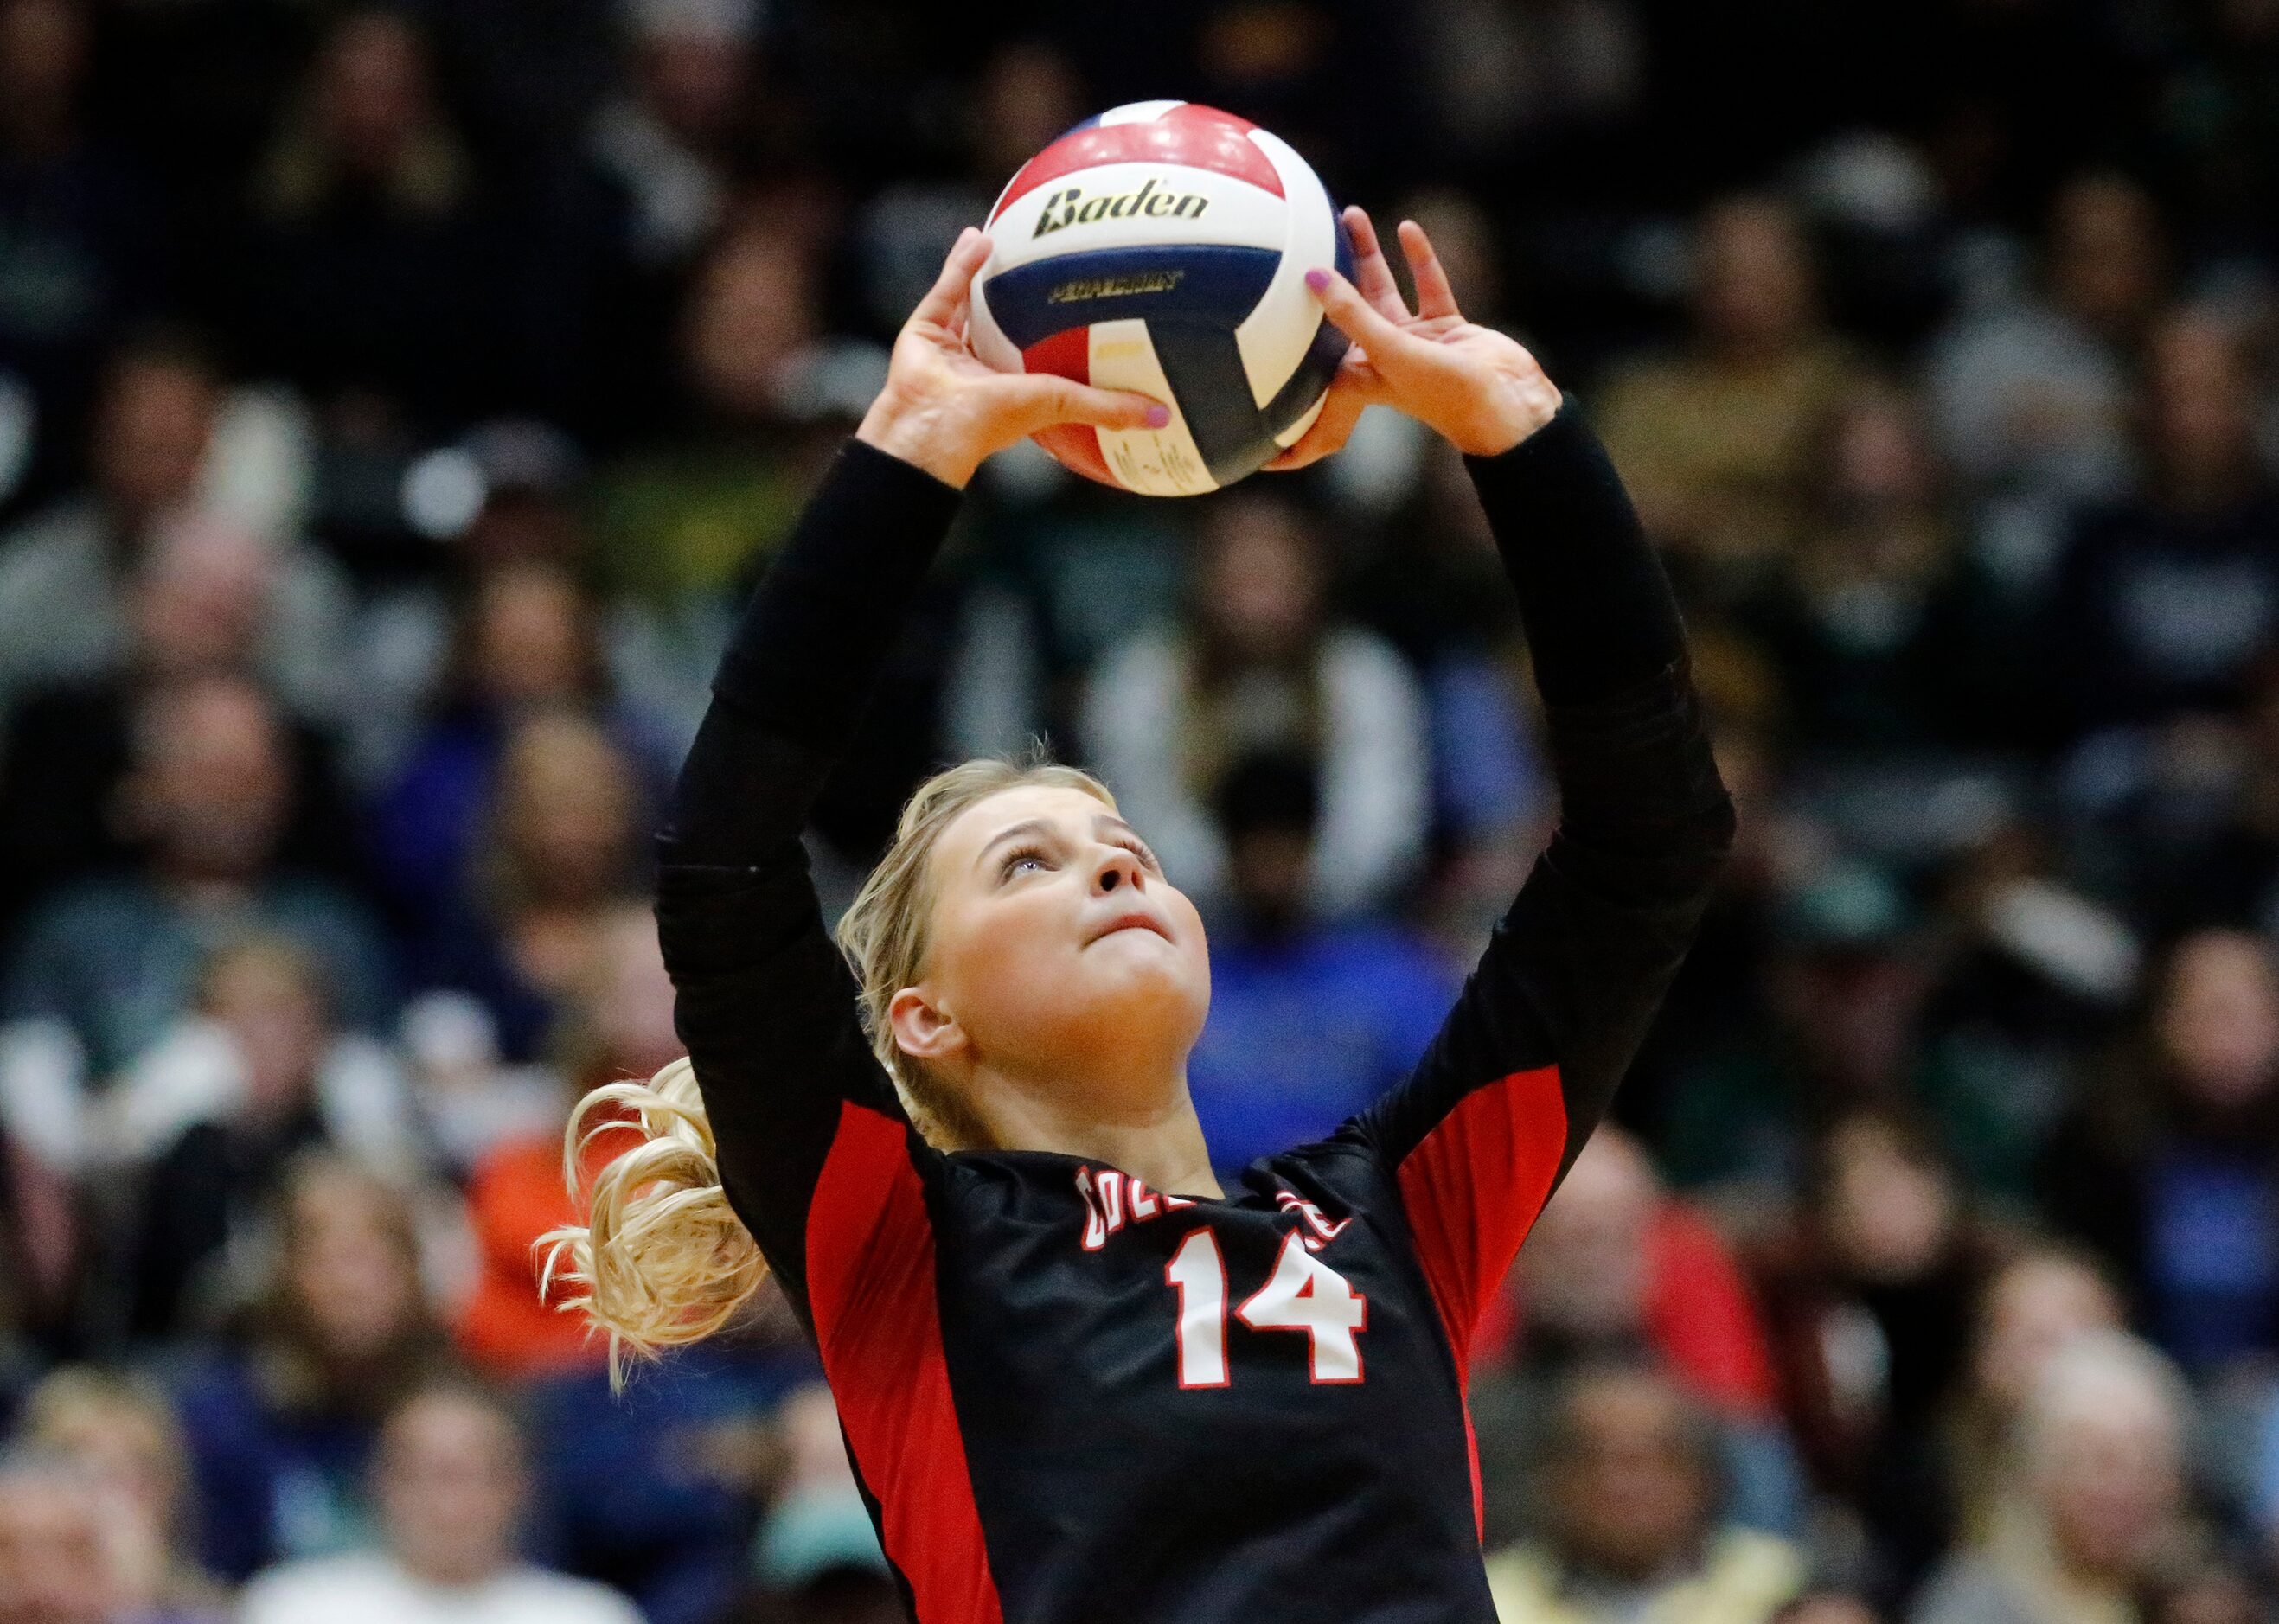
<box><xmin>887</xmin><ymin>985</ymin><xmax>965</xmax><ymax>1065</ymax></box>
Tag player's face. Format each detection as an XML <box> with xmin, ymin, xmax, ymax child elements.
<box><xmin>909</xmin><ymin>784</ymin><xmax>1211</xmax><ymax>1099</ymax></box>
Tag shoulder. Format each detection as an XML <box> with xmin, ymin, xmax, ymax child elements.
<box><xmin>1322</xmin><ymin>627</ymin><xmax>1420</xmax><ymax>692</ymax></box>
<box><xmin>15</xmin><ymin>875</ymin><xmax>148</xmax><ymax>938</ymax></box>
<box><xmin>240</xmin><ymin>1553</ymin><xmax>400</xmax><ymax>1621</ymax></box>
<box><xmin>490</xmin><ymin>1566</ymin><xmax>647</xmax><ymax>1624</ymax></box>
<box><xmin>1481</xmin><ymin>1541</ymin><xmax>1564</xmax><ymax>1615</ymax></box>
<box><xmin>1909</xmin><ymin>1552</ymin><xmax>2029</xmax><ymax>1624</ymax></box>
<box><xmin>1697</xmin><ymin>1528</ymin><xmax>1806</xmax><ymax>1602</ymax></box>
<box><xmin>0</xmin><ymin>503</ymin><xmax>104</xmax><ymax>587</ymax></box>
<box><xmin>1091</xmin><ymin>626</ymin><xmax>1181</xmax><ymax>687</ymax></box>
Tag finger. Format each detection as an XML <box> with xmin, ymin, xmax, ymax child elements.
<box><xmin>995</xmin><ymin>374</ymin><xmax>1170</xmax><ymax>435</ymax></box>
<box><xmin>1397</xmin><ymin>219</ymin><xmax>1461</xmax><ymax>322</ymax></box>
<box><xmin>1264</xmin><ymin>355</ymin><xmax>1388</xmax><ymax>469</ymax></box>
<box><xmin>912</xmin><ymin>227</ymin><xmax>989</xmax><ymax>330</ymax></box>
<box><xmin>1305</xmin><ymin>265</ymin><xmax>1412</xmax><ymax>356</ymax></box>
<box><xmin>1264</xmin><ymin>385</ymin><xmax>1371</xmax><ymax>470</ymax></box>
<box><xmin>1342</xmin><ymin>207</ymin><xmax>1408</xmax><ymax>322</ymax></box>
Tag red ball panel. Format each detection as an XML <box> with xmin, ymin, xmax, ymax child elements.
<box><xmin>988</xmin><ymin>104</ymin><xmax>1282</xmax><ymax>225</ymax></box>
<box><xmin>1020</xmin><ymin>327</ymin><xmax>1119</xmax><ymax>488</ymax></box>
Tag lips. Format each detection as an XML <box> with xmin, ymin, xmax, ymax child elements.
<box><xmin>1088</xmin><ymin>909</ymin><xmax>1172</xmax><ymax>946</ymax></box>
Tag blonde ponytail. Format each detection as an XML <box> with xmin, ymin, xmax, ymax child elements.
<box><xmin>540</xmin><ymin>1057</ymin><xmax>768</xmax><ymax>1386</ymax></box>
<box><xmin>544</xmin><ymin>753</ymin><xmax>1118</xmax><ymax>1384</ymax></box>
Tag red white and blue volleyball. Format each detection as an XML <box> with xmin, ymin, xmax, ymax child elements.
<box><xmin>968</xmin><ymin>100</ymin><xmax>1354</xmax><ymax>496</ymax></box>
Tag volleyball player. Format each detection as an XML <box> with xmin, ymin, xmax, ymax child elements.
<box><xmin>548</xmin><ymin>208</ymin><xmax>1735</xmax><ymax>1621</ymax></box>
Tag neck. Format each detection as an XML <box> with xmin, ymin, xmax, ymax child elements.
<box><xmin>970</xmin><ymin>1062</ymin><xmax>1223</xmax><ymax>1200</ymax></box>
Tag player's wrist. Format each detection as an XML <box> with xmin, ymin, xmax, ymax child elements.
<box><xmin>856</xmin><ymin>391</ymin><xmax>983</xmax><ymax>490</ymax></box>
<box><xmin>1435</xmin><ymin>374</ymin><xmax>1562</xmax><ymax>459</ymax></box>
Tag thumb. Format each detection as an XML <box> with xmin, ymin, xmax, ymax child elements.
<box><xmin>995</xmin><ymin>374</ymin><xmax>1171</xmax><ymax>436</ymax></box>
<box><xmin>1305</xmin><ymin>266</ymin><xmax>1409</xmax><ymax>355</ymax></box>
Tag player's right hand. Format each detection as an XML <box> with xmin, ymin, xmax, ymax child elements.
<box><xmin>856</xmin><ymin>227</ymin><xmax>1169</xmax><ymax>489</ymax></box>
<box><xmin>1268</xmin><ymin>208</ymin><xmax>1562</xmax><ymax>469</ymax></box>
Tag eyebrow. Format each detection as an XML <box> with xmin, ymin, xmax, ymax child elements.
<box><xmin>975</xmin><ymin>813</ymin><xmax>1144</xmax><ymax>872</ymax></box>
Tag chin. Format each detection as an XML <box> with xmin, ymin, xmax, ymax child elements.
<box><xmin>1059</xmin><ymin>944</ymin><xmax>1207</xmax><ymax>1023</ymax></box>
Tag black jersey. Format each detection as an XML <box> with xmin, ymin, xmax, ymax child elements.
<box><xmin>654</xmin><ymin>408</ymin><xmax>1733</xmax><ymax>1624</ymax></box>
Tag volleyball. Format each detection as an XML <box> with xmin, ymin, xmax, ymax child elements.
<box><xmin>967</xmin><ymin>100</ymin><xmax>1354</xmax><ymax>496</ymax></box>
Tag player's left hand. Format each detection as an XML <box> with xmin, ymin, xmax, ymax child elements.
<box><xmin>1266</xmin><ymin>208</ymin><xmax>1562</xmax><ymax>469</ymax></box>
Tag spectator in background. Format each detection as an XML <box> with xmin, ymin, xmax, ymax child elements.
<box><xmin>855</xmin><ymin>39</ymin><xmax>1085</xmax><ymax>336</ymax></box>
<box><xmin>240</xmin><ymin>1378</ymin><xmax>643</xmax><ymax>1624</ymax></box>
<box><xmin>1911</xmin><ymin>1333</ymin><xmax>2192</xmax><ymax>1624</ymax></box>
<box><xmin>457</xmin><ymin>905</ymin><xmax>677</xmax><ymax>1378</ymax></box>
<box><xmin>2050</xmin><ymin>309</ymin><xmax>2279</xmax><ymax>740</ymax></box>
<box><xmin>1484</xmin><ymin>1364</ymin><xmax>1808</xmax><ymax>1623</ymax></box>
<box><xmin>590</xmin><ymin>0</ymin><xmax>759</xmax><ymax>272</ymax></box>
<box><xmin>1738</xmin><ymin>379</ymin><xmax>1962</xmax><ymax>753</ymax></box>
<box><xmin>0</xmin><ymin>1448</ymin><xmax>163</xmax><ymax>1624</ymax></box>
<box><xmin>368</xmin><ymin>559</ymin><xmax>669</xmax><ymax>940</ymax></box>
<box><xmin>747</xmin><ymin>1384</ymin><xmax>892</xmax><ymax>1619</ymax></box>
<box><xmin>0</xmin><ymin>1108</ymin><xmax>77</xmax><ymax>1375</ymax></box>
<box><xmin>172</xmin><ymin>1155</ymin><xmax>445</xmax><ymax>1581</ymax></box>
<box><xmin>0</xmin><ymin>0</ymin><xmax>161</xmax><ymax>513</ymax></box>
<box><xmin>1749</xmin><ymin>1109</ymin><xmax>2002</xmax><ymax>1594</ymax></box>
<box><xmin>18</xmin><ymin>1365</ymin><xmax>222</xmax><ymax>1616</ymax></box>
<box><xmin>564</xmin><ymin>0</ymin><xmax>769</xmax><ymax>442</ymax></box>
<box><xmin>1941</xmin><ymin>1247</ymin><xmax>2127</xmax><ymax>1550</ymax></box>
<box><xmin>586</xmin><ymin>214</ymin><xmax>828</xmax><ymax>610</ymax></box>
<box><xmin>3</xmin><ymin>674</ymin><xmax>395</xmax><ymax>1077</ymax></box>
<box><xmin>0</xmin><ymin>336</ymin><xmax>351</xmax><ymax>714</ymax></box>
<box><xmin>2141</xmin><ymin>1563</ymin><xmax>2267</xmax><ymax>1624</ymax></box>
<box><xmin>1182</xmin><ymin>750</ymin><xmax>1455</xmax><ymax>1175</ymax></box>
<box><xmin>1596</xmin><ymin>195</ymin><xmax>1865</xmax><ymax>589</ymax></box>
<box><xmin>1474</xmin><ymin>1128</ymin><xmax>1797</xmax><ymax>1547</ymax></box>
<box><xmin>1925</xmin><ymin>174</ymin><xmax>2166</xmax><ymax>507</ymax></box>
<box><xmin>492</xmin><ymin>913</ymin><xmax>810</xmax><ymax>1621</ymax></box>
<box><xmin>1775</xmin><ymin>1595</ymin><xmax>1883</xmax><ymax>1624</ymax></box>
<box><xmin>1085</xmin><ymin>489</ymin><xmax>1430</xmax><ymax>923</ymax></box>
<box><xmin>2039</xmin><ymin>929</ymin><xmax>2279</xmax><ymax>1372</ymax></box>
<box><xmin>0</xmin><ymin>505</ymin><xmax>360</xmax><ymax>935</ymax></box>
<box><xmin>414</xmin><ymin>712</ymin><xmax>648</xmax><ymax>1062</ymax></box>
<box><xmin>121</xmin><ymin>936</ymin><xmax>420</xmax><ymax>1337</ymax></box>
<box><xmin>233</xmin><ymin>9</ymin><xmax>504</xmax><ymax>433</ymax></box>
<box><xmin>1661</xmin><ymin>863</ymin><xmax>1919</xmax><ymax>1192</ymax></box>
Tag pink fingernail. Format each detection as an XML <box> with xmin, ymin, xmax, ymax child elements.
<box><xmin>1144</xmin><ymin>404</ymin><xmax>1171</xmax><ymax>428</ymax></box>
<box><xmin>1304</xmin><ymin>268</ymin><xmax>1329</xmax><ymax>291</ymax></box>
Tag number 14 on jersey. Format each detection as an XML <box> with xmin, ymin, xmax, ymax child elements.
<box><xmin>1165</xmin><ymin>1228</ymin><xmax>1369</xmax><ymax>1388</ymax></box>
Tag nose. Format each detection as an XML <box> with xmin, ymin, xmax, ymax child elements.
<box><xmin>1094</xmin><ymin>847</ymin><xmax>1144</xmax><ymax>895</ymax></box>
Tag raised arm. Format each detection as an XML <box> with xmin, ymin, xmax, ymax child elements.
<box><xmin>656</xmin><ymin>230</ymin><xmax>1162</xmax><ymax>1301</ymax></box>
<box><xmin>1288</xmin><ymin>211</ymin><xmax>1735</xmax><ymax>1365</ymax></box>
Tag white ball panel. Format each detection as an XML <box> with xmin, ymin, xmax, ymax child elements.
<box><xmin>1232</xmin><ymin>127</ymin><xmax>1341</xmax><ymax>407</ymax></box>
<box><xmin>1097</xmin><ymin>100</ymin><xmax>1185</xmax><ymax>125</ymax></box>
<box><xmin>986</xmin><ymin>163</ymin><xmax>1288</xmax><ymax>272</ymax></box>
<box><xmin>1273</xmin><ymin>390</ymin><xmax>1328</xmax><ymax>449</ymax></box>
<box><xmin>966</xmin><ymin>276</ymin><xmax>1021</xmax><ymax>372</ymax></box>
<box><xmin>1086</xmin><ymin>318</ymin><xmax>1217</xmax><ymax>496</ymax></box>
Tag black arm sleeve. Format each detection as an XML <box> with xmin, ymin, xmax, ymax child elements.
<box><xmin>653</xmin><ymin>438</ymin><xmax>962</xmax><ymax>1305</ymax></box>
<box><xmin>1351</xmin><ymin>400</ymin><xmax>1733</xmax><ymax>1351</ymax></box>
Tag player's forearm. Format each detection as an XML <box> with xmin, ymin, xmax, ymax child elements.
<box><xmin>1464</xmin><ymin>398</ymin><xmax>1684</xmax><ymax>707</ymax></box>
<box><xmin>663</xmin><ymin>438</ymin><xmax>963</xmax><ymax>867</ymax></box>
<box><xmin>1466</xmin><ymin>401</ymin><xmax>1732</xmax><ymax>898</ymax></box>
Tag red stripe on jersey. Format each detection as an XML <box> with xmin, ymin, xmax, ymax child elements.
<box><xmin>1394</xmin><ymin>1065</ymin><xmax>1565</xmax><ymax>1541</ymax></box>
<box><xmin>989</xmin><ymin>111</ymin><xmax>1282</xmax><ymax>221</ymax></box>
<box><xmin>806</xmin><ymin>1102</ymin><xmax>1003</xmax><ymax>1624</ymax></box>
<box><xmin>1393</xmin><ymin>1065</ymin><xmax>1566</xmax><ymax>1371</ymax></box>
<box><xmin>1019</xmin><ymin>327</ymin><xmax>1117</xmax><ymax>486</ymax></box>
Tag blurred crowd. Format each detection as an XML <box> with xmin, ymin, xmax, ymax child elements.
<box><xmin>10</xmin><ymin>1</ymin><xmax>2279</xmax><ymax>1621</ymax></box>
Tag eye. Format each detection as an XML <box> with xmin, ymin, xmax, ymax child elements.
<box><xmin>1117</xmin><ymin>838</ymin><xmax>1162</xmax><ymax>873</ymax></box>
<box><xmin>998</xmin><ymin>843</ymin><xmax>1052</xmax><ymax>882</ymax></box>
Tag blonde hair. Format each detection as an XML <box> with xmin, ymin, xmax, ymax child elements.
<box><xmin>23</xmin><ymin>1365</ymin><xmax>219</xmax><ymax>1607</ymax></box>
<box><xmin>544</xmin><ymin>755</ymin><xmax>1116</xmax><ymax>1383</ymax></box>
